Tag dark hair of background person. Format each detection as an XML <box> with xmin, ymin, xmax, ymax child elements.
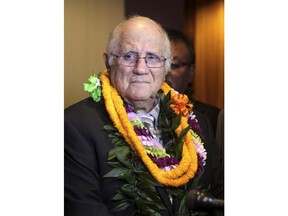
<box><xmin>165</xmin><ymin>27</ymin><xmax>196</xmax><ymax>69</ymax></box>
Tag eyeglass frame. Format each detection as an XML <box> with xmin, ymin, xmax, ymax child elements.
<box><xmin>111</xmin><ymin>52</ymin><xmax>169</xmax><ymax>68</ymax></box>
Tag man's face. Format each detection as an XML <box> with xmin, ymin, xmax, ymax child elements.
<box><xmin>109</xmin><ymin>22</ymin><xmax>168</xmax><ymax>106</ymax></box>
<box><xmin>166</xmin><ymin>41</ymin><xmax>193</xmax><ymax>93</ymax></box>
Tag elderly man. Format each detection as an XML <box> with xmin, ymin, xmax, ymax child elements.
<box><xmin>65</xmin><ymin>16</ymin><xmax>223</xmax><ymax>216</ymax></box>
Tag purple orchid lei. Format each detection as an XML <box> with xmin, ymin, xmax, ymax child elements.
<box><xmin>125</xmin><ymin>104</ymin><xmax>207</xmax><ymax>174</ymax></box>
<box><xmin>188</xmin><ymin>113</ymin><xmax>207</xmax><ymax>175</ymax></box>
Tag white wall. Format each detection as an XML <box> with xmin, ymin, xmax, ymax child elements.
<box><xmin>64</xmin><ymin>0</ymin><xmax>125</xmax><ymax>108</ymax></box>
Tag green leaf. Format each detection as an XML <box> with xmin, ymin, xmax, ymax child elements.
<box><xmin>114</xmin><ymin>139</ymin><xmax>126</xmax><ymax>146</ymax></box>
<box><xmin>175</xmin><ymin>125</ymin><xmax>191</xmax><ymax>159</ymax></box>
<box><xmin>108</xmin><ymin>133</ymin><xmax>119</xmax><ymax>139</ymax></box>
<box><xmin>103</xmin><ymin>125</ymin><xmax>118</xmax><ymax>132</ymax></box>
<box><xmin>107</xmin><ymin>132</ymin><xmax>124</xmax><ymax>140</ymax></box>
<box><xmin>176</xmin><ymin>141</ymin><xmax>184</xmax><ymax>160</ymax></box>
<box><xmin>120</xmin><ymin>184</ymin><xmax>137</xmax><ymax>198</ymax></box>
<box><xmin>83</xmin><ymin>74</ymin><xmax>102</xmax><ymax>102</ymax></box>
<box><xmin>158</xmin><ymin>111</ymin><xmax>170</xmax><ymax>128</ymax></box>
<box><xmin>178</xmin><ymin>194</ymin><xmax>188</xmax><ymax>215</ymax></box>
<box><xmin>134</xmin><ymin>170</ymin><xmax>162</xmax><ymax>187</ymax></box>
<box><xmin>103</xmin><ymin>167</ymin><xmax>130</xmax><ymax>178</ymax></box>
<box><xmin>111</xmin><ymin>137</ymin><xmax>120</xmax><ymax>144</ymax></box>
<box><xmin>111</xmin><ymin>192</ymin><xmax>126</xmax><ymax>201</ymax></box>
<box><xmin>171</xmin><ymin>114</ymin><xmax>181</xmax><ymax>131</ymax></box>
<box><xmin>187</xmin><ymin>171</ymin><xmax>204</xmax><ymax>191</ymax></box>
<box><xmin>107</xmin><ymin>161</ymin><xmax>122</xmax><ymax>168</ymax></box>
<box><xmin>88</xmin><ymin>75</ymin><xmax>97</xmax><ymax>84</ymax></box>
<box><xmin>83</xmin><ymin>83</ymin><xmax>93</xmax><ymax>92</ymax></box>
<box><xmin>107</xmin><ymin>149</ymin><xmax>116</xmax><ymax>160</ymax></box>
<box><xmin>91</xmin><ymin>89</ymin><xmax>101</xmax><ymax>102</ymax></box>
<box><xmin>110</xmin><ymin>200</ymin><xmax>131</xmax><ymax>212</ymax></box>
<box><xmin>134</xmin><ymin>197</ymin><xmax>146</xmax><ymax>210</ymax></box>
<box><xmin>137</xmin><ymin>187</ymin><xmax>166</xmax><ymax>210</ymax></box>
<box><xmin>121</xmin><ymin>172</ymin><xmax>136</xmax><ymax>184</ymax></box>
<box><xmin>135</xmin><ymin>198</ymin><xmax>162</xmax><ymax>216</ymax></box>
<box><xmin>114</xmin><ymin>146</ymin><xmax>132</xmax><ymax>168</ymax></box>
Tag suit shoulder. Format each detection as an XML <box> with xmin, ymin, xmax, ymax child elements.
<box><xmin>65</xmin><ymin>97</ymin><xmax>108</xmax><ymax>123</ymax></box>
<box><xmin>194</xmin><ymin>100</ymin><xmax>220</xmax><ymax>114</ymax></box>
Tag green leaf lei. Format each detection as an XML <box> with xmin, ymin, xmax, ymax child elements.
<box><xmin>103</xmin><ymin>123</ymin><xmax>203</xmax><ymax>216</ymax></box>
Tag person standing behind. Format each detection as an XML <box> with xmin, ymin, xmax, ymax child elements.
<box><xmin>165</xmin><ymin>28</ymin><xmax>221</xmax><ymax>135</ymax></box>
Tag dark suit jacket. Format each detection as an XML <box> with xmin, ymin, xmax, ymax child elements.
<box><xmin>193</xmin><ymin>100</ymin><xmax>221</xmax><ymax>136</ymax></box>
<box><xmin>65</xmin><ymin>97</ymin><xmax>224</xmax><ymax>216</ymax></box>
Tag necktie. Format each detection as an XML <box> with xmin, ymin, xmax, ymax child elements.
<box><xmin>141</xmin><ymin>114</ymin><xmax>155</xmax><ymax>136</ymax></box>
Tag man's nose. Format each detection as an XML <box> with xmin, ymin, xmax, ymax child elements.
<box><xmin>134</xmin><ymin>57</ymin><xmax>148</xmax><ymax>74</ymax></box>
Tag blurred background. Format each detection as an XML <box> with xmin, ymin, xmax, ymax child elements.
<box><xmin>64</xmin><ymin>0</ymin><xmax>224</xmax><ymax>109</ymax></box>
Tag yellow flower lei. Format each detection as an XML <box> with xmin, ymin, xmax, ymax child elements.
<box><xmin>101</xmin><ymin>70</ymin><xmax>198</xmax><ymax>187</ymax></box>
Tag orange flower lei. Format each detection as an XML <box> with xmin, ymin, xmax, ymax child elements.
<box><xmin>101</xmin><ymin>70</ymin><xmax>198</xmax><ymax>187</ymax></box>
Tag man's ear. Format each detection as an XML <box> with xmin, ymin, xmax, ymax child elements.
<box><xmin>103</xmin><ymin>53</ymin><xmax>110</xmax><ymax>69</ymax></box>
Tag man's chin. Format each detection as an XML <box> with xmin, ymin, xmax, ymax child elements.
<box><xmin>130</xmin><ymin>94</ymin><xmax>151</xmax><ymax>101</ymax></box>
<box><xmin>125</xmin><ymin>92</ymin><xmax>153</xmax><ymax>102</ymax></box>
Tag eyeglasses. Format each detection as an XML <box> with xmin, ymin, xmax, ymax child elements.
<box><xmin>170</xmin><ymin>62</ymin><xmax>193</xmax><ymax>69</ymax></box>
<box><xmin>112</xmin><ymin>52</ymin><xmax>168</xmax><ymax>68</ymax></box>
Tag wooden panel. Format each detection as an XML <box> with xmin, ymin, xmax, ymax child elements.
<box><xmin>125</xmin><ymin>0</ymin><xmax>185</xmax><ymax>30</ymax></box>
<box><xmin>185</xmin><ymin>0</ymin><xmax>224</xmax><ymax>109</ymax></box>
<box><xmin>64</xmin><ymin>0</ymin><xmax>125</xmax><ymax>108</ymax></box>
